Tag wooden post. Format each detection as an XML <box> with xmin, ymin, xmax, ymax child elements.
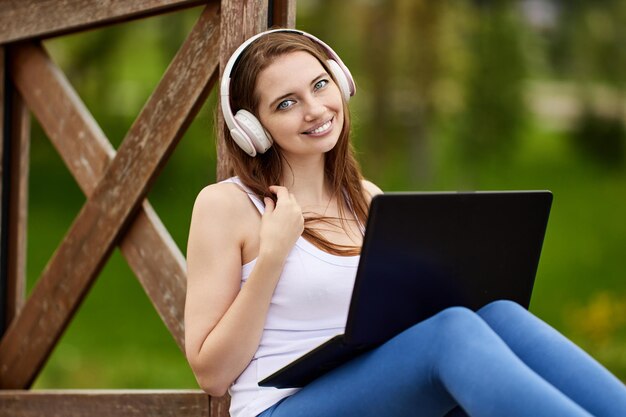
<box><xmin>0</xmin><ymin>46</ymin><xmax>7</xmax><ymax>337</ymax></box>
<box><xmin>0</xmin><ymin>46</ymin><xmax>30</xmax><ymax>336</ymax></box>
<box><xmin>270</xmin><ymin>0</ymin><xmax>297</xmax><ymax>28</ymax></box>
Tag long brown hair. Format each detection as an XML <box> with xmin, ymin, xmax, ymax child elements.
<box><xmin>221</xmin><ymin>31</ymin><xmax>368</xmax><ymax>256</ymax></box>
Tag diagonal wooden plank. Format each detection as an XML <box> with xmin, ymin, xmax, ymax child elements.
<box><xmin>120</xmin><ymin>202</ymin><xmax>189</xmax><ymax>348</ymax></box>
<box><xmin>8</xmin><ymin>42</ymin><xmax>114</xmax><ymax>195</ymax></box>
<box><xmin>0</xmin><ymin>389</ymin><xmax>209</xmax><ymax>417</ymax></box>
<box><xmin>0</xmin><ymin>3</ymin><xmax>220</xmax><ymax>389</ymax></box>
<box><xmin>9</xmin><ymin>41</ymin><xmax>187</xmax><ymax>350</ymax></box>
<box><xmin>0</xmin><ymin>0</ymin><xmax>208</xmax><ymax>44</ymax></box>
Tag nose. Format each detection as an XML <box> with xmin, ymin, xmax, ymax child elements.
<box><xmin>303</xmin><ymin>96</ymin><xmax>326</xmax><ymax>122</ymax></box>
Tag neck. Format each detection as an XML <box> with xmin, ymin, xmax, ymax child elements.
<box><xmin>280</xmin><ymin>154</ymin><xmax>332</xmax><ymax>208</ymax></box>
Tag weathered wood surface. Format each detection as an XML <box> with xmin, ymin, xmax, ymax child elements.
<box><xmin>3</xmin><ymin>75</ymin><xmax>30</xmax><ymax>328</ymax></box>
<box><xmin>0</xmin><ymin>47</ymin><xmax>5</xmax><ymax>330</ymax></box>
<box><xmin>9</xmin><ymin>41</ymin><xmax>188</xmax><ymax>351</ymax></box>
<box><xmin>0</xmin><ymin>0</ymin><xmax>208</xmax><ymax>44</ymax></box>
<box><xmin>209</xmin><ymin>394</ymin><xmax>231</xmax><ymax>417</ymax></box>
<box><xmin>0</xmin><ymin>47</ymin><xmax>6</xmax><ymax>333</ymax></box>
<box><xmin>8</xmin><ymin>42</ymin><xmax>114</xmax><ymax>194</ymax></box>
<box><xmin>0</xmin><ymin>48</ymin><xmax>30</xmax><ymax>332</ymax></box>
<box><xmin>271</xmin><ymin>0</ymin><xmax>297</xmax><ymax>28</ymax></box>
<box><xmin>0</xmin><ymin>390</ymin><xmax>210</xmax><ymax>417</ymax></box>
<box><xmin>0</xmin><ymin>4</ymin><xmax>220</xmax><ymax>389</ymax></box>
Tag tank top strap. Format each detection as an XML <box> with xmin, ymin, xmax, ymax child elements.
<box><xmin>221</xmin><ymin>176</ymin><xmax>265</xmax><ymax>215</ymax></box>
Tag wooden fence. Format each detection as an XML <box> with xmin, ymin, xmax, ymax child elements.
<box><xmin>0</xmin><ymin>1</ymin><xmax>296</xmax><ymax>415</ymax></box>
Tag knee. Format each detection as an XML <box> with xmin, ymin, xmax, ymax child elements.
<box><xmin>478</xmin><ymin>299</ymin><xmax>525</xmax><ymax>320</ymax></box>
<box><xmin>428</xmin><ymin>306</ymin><xmax>488</xmax><ymax>345</ymax></box>
<box><xmin>412</xmin><ymin>307</ymin><xmax>505</xmax><ymax>368</ymax></box>
<box><xmin>477</xmin><ymin>299</ymin><xmax>531</xmax><ymax>331</ymax></box>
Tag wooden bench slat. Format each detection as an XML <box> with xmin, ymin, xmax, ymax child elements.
<box><xmin>0</xmin><ymin>390</ymin><xmax>210</xmax><ymax>417</ymax></box>
<box><xmin>0</xmin><ymin>4</ymin><xmax>220</xmax><ymax>389</ymax></box>
<box><xmin>0</xmin><ymin>0</ymin><xmax>208</xmax><ymax>44</ymax></box>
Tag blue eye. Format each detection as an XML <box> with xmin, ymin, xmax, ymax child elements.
<box><xmin>277</xmin><ymin>100</ymin><xmax>295</xmax><ymax>110</ymax></box>
<box><xmin>314</xmin><ymin>79</ymin><xmax>329</xmax><ymax>90</ymax></box>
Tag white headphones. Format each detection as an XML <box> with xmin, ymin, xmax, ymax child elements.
<box><xmin>220</xmin><ymin>29</ymin><xmax>356</xmax><ymax>157</ymax></box>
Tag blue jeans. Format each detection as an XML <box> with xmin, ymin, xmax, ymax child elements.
<box><xmin>258</xmin><ymin>300</ymin><xmax>626</xmax><ymax>417</ymax></box>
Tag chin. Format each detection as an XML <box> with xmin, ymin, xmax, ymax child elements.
<box><xmin>319</xmin><ymin>137</ymin><xmax>340</xmax><ymax>153</ymax></box>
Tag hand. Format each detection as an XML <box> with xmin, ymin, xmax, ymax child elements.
<box><xmin>259</xmin><ymin>186</ymin><xmax>304</xmax><ymax>261</ymax></box>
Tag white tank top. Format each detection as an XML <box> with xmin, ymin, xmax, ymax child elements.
<box><xmin>224</xmin><ymin>177</ymin><xmax>360</xmax><ymax>417</ymax></box>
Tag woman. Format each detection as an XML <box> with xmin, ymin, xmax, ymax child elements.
<box><xmin>185</xmin><ymin>29</ymin><xmax>626</xmax><ymax>417</ymax></box>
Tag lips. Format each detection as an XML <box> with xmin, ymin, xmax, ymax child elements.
<box><xmin>303</xmin><ymin>117</ymin><xmax>333</xmax><ymax>135</ymax></box>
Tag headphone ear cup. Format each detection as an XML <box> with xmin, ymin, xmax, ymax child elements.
<box><xmin>327</xmin><ymin>59</ymin><xmax>351</xmax><ymax>102</ymax></box>
<box><xmin>234</xmin><ymin>109</ymin><xmax>273</xmax><ymax>154</ymax></box>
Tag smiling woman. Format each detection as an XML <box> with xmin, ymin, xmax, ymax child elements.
<box><xmin>183</xmin><ymin>29</ymin><xmax>626</xmax><ymax>417</ymax></box>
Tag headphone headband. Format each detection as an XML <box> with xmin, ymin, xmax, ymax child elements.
<box><xmin>220</xmin><ymin>29</ymin><xmax>355</xmax><ymax>156</ymax></box>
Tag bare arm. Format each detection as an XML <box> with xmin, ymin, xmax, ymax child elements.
<box><xmin>184</xmin><ymin>184</ymin><xmax>303</xmax><ymax>396</ymax></box>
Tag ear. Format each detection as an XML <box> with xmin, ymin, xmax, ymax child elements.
<box><xmin>234</xmin><ymin>109</ymin><xmax>273</xmax><ymax>154</ymax></box>
<box><xmin>327</xmin><ymin>59</ymin><xmax>351</xmax><ymax>102</ymax></box>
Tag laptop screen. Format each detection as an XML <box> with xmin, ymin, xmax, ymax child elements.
<box><xmin>345</xmin><ymin>191</ymin><xmax>552</xmax><ymax>347</ymax></box>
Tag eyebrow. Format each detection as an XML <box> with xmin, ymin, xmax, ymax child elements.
<box><xmin>267</xmin><ymin>72</ymin><xmax>328</xmax><ymax>110</ymax></box>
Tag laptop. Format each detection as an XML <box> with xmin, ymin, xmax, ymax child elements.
<box><xmin>259</xmin><ymin>190</ymin><xmax>553</xmax><ymax>388</ymax></box>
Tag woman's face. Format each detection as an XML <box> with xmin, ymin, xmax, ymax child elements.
<box><xmin>255</xmin><ymin>51</ymin><xmax>344</xmax><ymax>162</ymax></box>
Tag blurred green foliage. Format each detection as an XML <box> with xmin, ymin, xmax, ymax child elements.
<box><xmin>20</xmin><ymin>0</ymin><xmax>626</xmax><ymax>389</ymax></box>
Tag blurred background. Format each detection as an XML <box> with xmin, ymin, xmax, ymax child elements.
<box><xmin>28</xmin><ymin>0</ymin><xmax>626</xmax><ymax>388</ymax></box>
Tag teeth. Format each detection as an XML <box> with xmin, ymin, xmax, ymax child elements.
<box><xmin>308</xmin><ymin>120</ymin><xmax>332</xmax><ymax>134</ymax></box>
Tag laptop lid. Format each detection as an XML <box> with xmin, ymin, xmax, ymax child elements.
<box><xmin>344</xmin><ymin>191</ymin><xmax>553</xmax><ymax>348</ymax></box>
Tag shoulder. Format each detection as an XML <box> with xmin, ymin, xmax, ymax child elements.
<box><xmin>188</xmin><ymin>181</ymin><xmax>260</xmax><ymax>261</ymax></box>
<box><xmin>361</xmin><ymin>179</ymin><xmax>383</xmax><ymax>204</ymax></box>
<box><xmin>195</xmin><ymin>182</ymin><xmax>248</xmax><ymax>206</ymax></box>
<box><xmin>193</xmin><ymin>181</ymin><xmax>250</xmax><ymax>211</ymax></box>
<box><xmin>190</xmin><ymin>181</ymin><xmax>258</xmax><ymax>231</ymax></box>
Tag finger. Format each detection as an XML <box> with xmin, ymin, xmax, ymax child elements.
<box><xmin>263</xmin><ymin>197</ymin><xmax>275</xmax><ymax>214</ymax></box>
<box><xmin>269</xmin><ymin>186</ymin><xmax>290</xmax><ymax>202</ymax></box>
<box><xmin>268</xmin><ymin>185</ymin><xmax>287</xmax><ymax>194</ymax></box>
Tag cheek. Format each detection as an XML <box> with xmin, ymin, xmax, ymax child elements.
<box><xmin>261</xmin><ymin>116</ymin><xmax>297</xmax><ymax>146</ymax></box>
<box><xmin>336</xmin><ymin>105</ymin><xmax>346</xmax><ymax>131</ymax></box>
<box><xmin>266</xmin><ymin>115</ymin><xmax>296</xmax><ymax>134</ymax></box>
